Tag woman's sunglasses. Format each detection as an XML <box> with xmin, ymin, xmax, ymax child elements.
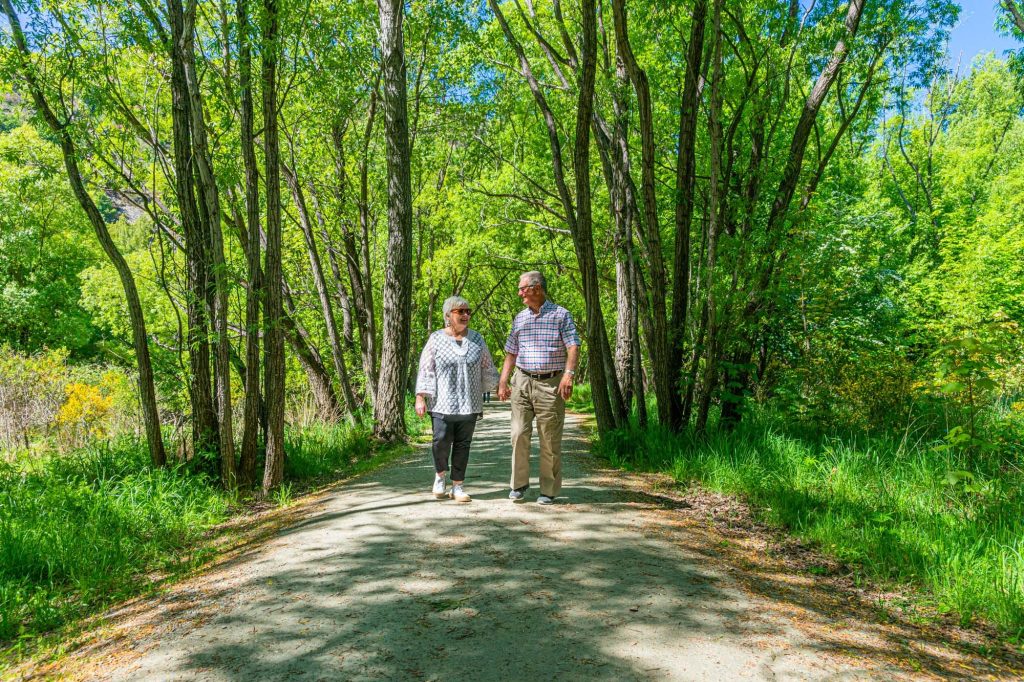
<box><xmin>450</xmin><ymin>308</ymin><xmax>472</xmax><ymax>316</ymax></box>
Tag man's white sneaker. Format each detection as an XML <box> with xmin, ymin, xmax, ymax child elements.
<box><xmin>451</xmin><ymin>484</ymin><xmax>471</xmax><ymax>503</ymax></box>
<box><xmin>509</xmin><ymin>485</ymin><xmax>529</xmax><ymax>501</ymax></box>
<box><xmin>432</xmin><ymin>475</ymin><xmax>447</xmax><ymax>499</ymax></box>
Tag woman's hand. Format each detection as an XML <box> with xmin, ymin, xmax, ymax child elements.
<box><xmin>497</xmin><ymin>378</ymin><xmax>511</xmax><ymax>401</ymax></box>
<box><xmin>415</xmin><ymin>395</ymin><xmax>427</xmax><ymax>417</ymax></box>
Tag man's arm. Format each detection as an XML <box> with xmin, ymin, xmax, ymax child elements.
<box><xmin>497</xmin><ymin>352</ymin><xmax>517</xmax><ymax>401</ymax></box>
<box><xmin>558</xmin><ymin>344</ymin><xmax>579</xmax><ymax>400</ymax></box>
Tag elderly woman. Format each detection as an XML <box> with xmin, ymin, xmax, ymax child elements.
<box><xmin>415</xmin><ymin>296</ymin><xmax>499</xmax><ymax>502</ymax></box>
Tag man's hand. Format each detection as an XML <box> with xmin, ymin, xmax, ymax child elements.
<box><xmin>497</xmin><ymin>377</ymin><xmax>511</xmax><ymax>401</ymax></box>
<box><xmin>558</xmin><ymin>374</ymin><xmax>573</xmax><ymax>400</ymax></box>
<box><xmin>415</xmin><ymin>395</ymin><xmax>428</xmax><ymax>418</ymax></box>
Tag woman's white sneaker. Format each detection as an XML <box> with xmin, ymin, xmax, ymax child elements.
<box><xmin>432</xmin><ymin>475</ymin><xmax>447</xmax><ymax>499</ymax></box>
<box><xmin>451</xmin><ymin>484</ymin><xmax>471</xmax><ymax>503</ymax></box>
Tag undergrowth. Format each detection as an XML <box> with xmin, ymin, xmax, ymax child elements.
<box><xmin>595</xmin><ymin>414</ymin><xmax>1024</xmax><ymax>637</ymax></box>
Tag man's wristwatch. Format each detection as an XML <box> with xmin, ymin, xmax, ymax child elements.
<box><xmin>564</xmin><ymin>369</ymin><xmax>575</xmax><ymax>379</ymax></box>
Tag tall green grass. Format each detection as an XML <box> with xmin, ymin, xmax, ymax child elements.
<box><xmin>596</xmin><ymin>417</ymin><xmax>1024</xmax><ymax>635</ymax></box>
<box><xmin>0</xmin><ymin>441</ymin><xmax>229</xmax><ymax>643</ymax></box>
<box><xmin>285</xmin><ymin>418</ymin><xmax>374</xmax><ymax>479</ymax></box>
<box><xmin>1</xmin><ymin>417</ymin><xmax>394</xmax><ymax>649</ymax></box>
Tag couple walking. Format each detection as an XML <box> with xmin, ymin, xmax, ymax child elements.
<box><xmin>414</xmin><ymin>271</ymin><xmax>579</xmax><ymax>505</ymax></box>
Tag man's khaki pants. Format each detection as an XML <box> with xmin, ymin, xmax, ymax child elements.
<box><xmin>510</xmin><ymin>371</ymin><xmax>566</xmax><ymax>497</ymax></box>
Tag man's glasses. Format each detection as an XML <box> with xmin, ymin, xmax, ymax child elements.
<box><xmin>517</xmin><ymin>284</ymin><xmax>536</xmax><ymax>293</ymax></box>
<box><xmin>451</xmin><ymin>308</ymin><xmax>472</xmax><ymax>316</ymax></box>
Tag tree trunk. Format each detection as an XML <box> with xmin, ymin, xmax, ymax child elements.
<box><xmin>572</xmin><ymin>0</ymin><xmax>620</xmax><ymax>433</ymax></box>
<box><xmin>313</xmin><ymin>183</ymin><xmax>355</xmax><ymax>348</ymax></box>
<box><xmin>261</xmin><ymin>0</ymin><xmax>286</xmax><ymax>494</ymax></box>
<box><xmin>1</xmin><ymin>0</ymin><xmax>167</xmax><ymax>467</ymax></box>
<box><xmin>695</xmin><ymin>0</ymin><xmax>724</xmax><ymax>435</ymax></box>
<box><xmin>612</xmin><ymin>63</ymin><xmax>639</xmax><ymax>423</ymax></box>
<box><xmin>373</xmin><ymin>0</ymin><xmax>414</xmax><ymax>442</ymax></box>
<box><xmin>630</xmin><ymin>259</ymin><xmax>647</xmax><ymax>427</ymax></box>
<box><xmin>669</xmin><ymin>0</ymin><xmax>707</xmax><ymax>431</ymax></box>
<box><xmin>282</xmin><ymin>296</ymin><xmax>343</xmax><ymax>423</ymax></box>
<box><xmin>489</xmin><ymin>0</ymin><xmax>619</xmax><ymax>433</ymax></box>
<box><xmin>282</xmin><ymin>157</ymin><xmax>359</xmax><ymax>419</ymax></box>
<box><xmin>180</xmin><ymin>0</ymin><xmax>235</xmax><ymax>486</ymax></box>
<box><xmin>237</xmin><ymin>0</ymin><xmax>261</xmax><ymax>486</ymax></box>
<box><xmin>720</xmin><ymin>0</ymin><xmax>867</xmax><ymax>428</ymax></box>
<box><xmin>331</xmin><ymin>98</ymin><xmax>380</xmax><ymax>408</ymax></box>
<box><xmin>167</xmin><ymin>0</ymin><xmax>219</xmax><ymax>461</ymax></box>
<box><xmin>610</xmin><ymin>0</ymin><xmax>671</xmax><ymax>428</ymax></box>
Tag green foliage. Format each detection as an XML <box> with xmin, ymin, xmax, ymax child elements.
<box><xmin>0</xmin><ymin>441</ymin><xmax>230</xmax><ymax>642</ymax></box>
<box><xmin>0</xmin><ymin>123</ymin><xmax>100</xmax><ymax>354</ymax></box>
<box><xmin>596</xmin><ymin>414</ymin><xmax>1024</xmax><ymax>634</ymax></box>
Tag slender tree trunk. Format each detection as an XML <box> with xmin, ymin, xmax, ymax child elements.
<box><xmin>1</xmin><ymin>0</ymin><xmax>167</xmax><ymax>466</ymax></box>
<box><xmin>630</xmin><ymin>259</ymin><xmax>647</xmax><ymax>427</ymax></box>
<box><xmin>261</xmin><ymin>0</ymin><xmax>286</xmax><ymax>494</ymax></box>
<box><xmin>330</xmin><ymin>95</ymin><xmax>380</xmax><ymax>408</ymax></box>
<box><xmin>167</xmin><ymin>0</ymin><xmax>219</xmax><ymax>460</ymax></box>
<box><xmin>573</xmin><ymin>0</ymin><xmax>620</xmax><ymax>433</ymax></box>
<box><xmin>720</xmin><ymin>0</ymin><xmax>867</xmax><ymax>428</ymax></box>
<box><xmin>610</xmin><ymin>0</ymin><xmax>670</xmax><ymax>428</ymax></box>
<box><xmin>489</xmin><ymin>0</ymin><xmax>619</xmax><ymax>433</ymax></box>
<box><xmin>614</xmin><ymin>231</ymin><xmax>637</xmax><ymax>411</ymax></box>
<box><xmin>695</xmin><ymin>0</ymin><xmax>724</xmax><ymax>435</ymax></box>
<box><xmin>181</xmin><ymin>0</ymin><xmax>235</xmax><ymax>485</ymax></box>
<box><xmin>373</xmin><ymin>0</ymin><xmax>414</xmax><ymax>442</ymax></box>
<box><xmin>282</xmin><ymin>293</ymin><xmax>343</xmax><ymax>422</ymax></box>
<box><xmin>282</xmin><ymin>158</ymin><xmax>359</xmax><ymax>419</ymax></box>
<box><xmin>312</xmin><ymin>183</ymin><xmax>355</xmax><ymax>348</ymax></box>
<box><xmin>669</xmin><ymin>0</ymin><xmax>707</xmax><ymax>430</ymax></box>
<box><xmin>237</xmin><ymin>0</ymin><xmax>261</xmax><ymax>486</ymax></box>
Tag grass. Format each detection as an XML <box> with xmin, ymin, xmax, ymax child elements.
<box><xmin>0</xmin><ymin>414</ymin><xmax>408</xmax><ymax>656</ymax></box>
<box><xmin>594</xmin><ymin>413</ymin><xmax>1024</xmax><ymax>637</ymax></box>
<box><xmin>565</xmin><ymin>382</ymin><xmax>594</xmax><ymax>413</ymax></box>
<box><xmin>0</xmin><ymin>441</ymin><xmax>230</xmax><ymax>645</ymax></box>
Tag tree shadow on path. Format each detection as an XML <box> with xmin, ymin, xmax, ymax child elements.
<box><xmin>101</xmin><ymin>404</ymin><xmax>980</xmax><ymax>681</ymax></box>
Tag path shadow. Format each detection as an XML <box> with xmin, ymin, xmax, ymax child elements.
<box><xmin>102</xmin><ymin>403</ymin><xmax>1020</xmax><ymax>681</ymax></box>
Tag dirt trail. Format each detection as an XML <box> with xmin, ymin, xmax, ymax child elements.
<box><xmin>70</xmin><ymin>404</ymin><xmax>1009</xmax><ymax>681</ymax></box>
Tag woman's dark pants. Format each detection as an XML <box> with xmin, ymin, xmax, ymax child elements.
<box><xmin>431</xmin><ymin>415</ymin><xmax>476</xmax><ymax>481</ymax></box>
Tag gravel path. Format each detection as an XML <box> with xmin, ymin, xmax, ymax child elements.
<box><xmin>101</xmin><ymin>404</ymin><xmax>905</xmax><ymax>681</ymax></box>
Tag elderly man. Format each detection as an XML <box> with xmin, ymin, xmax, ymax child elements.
<box><xmin>497</xmin><ymin>271</ymin><xmax>579</xmax><ymax>505</ymax></box>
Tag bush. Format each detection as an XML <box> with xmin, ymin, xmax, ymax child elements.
<box><xmin>0</xmin><ymin>347</ymin><xmax>141</xmax><ymax>455</ymax></box>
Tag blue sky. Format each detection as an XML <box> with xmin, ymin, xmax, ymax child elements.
<box><xmin>947</xmin><ymin>1</ymin><xmax>1019</xmax><ymax>70</ymax></box>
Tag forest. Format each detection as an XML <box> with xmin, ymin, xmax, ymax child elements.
<box><xmin>1</xmin><ymin>0</ymin><xmax>1024</xmax><ymax>659</ymax></box>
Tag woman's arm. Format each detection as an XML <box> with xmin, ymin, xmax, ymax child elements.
<box><xmin>414</xmin><ymin>334</ymin><xmax>437</xmax><ymax>417</ymax></box>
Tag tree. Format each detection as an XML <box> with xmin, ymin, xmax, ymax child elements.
<box><xmin>373</xmin><ymin>0</ymin><xmax>414</xmax><ymax>442</ymax></box>
<box><xmin>262</xmin><ymin>0</ymin><xmax>287</xmax><ymax>493</ymax></box>
<box><xmin>0</xmin><ymin>0</ymin><xmax>166</xmax><ymax>466</ymax></box>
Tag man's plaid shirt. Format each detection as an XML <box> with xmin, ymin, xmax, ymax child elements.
<box><xmin>504</xmin><ymin>300</ymin><xmax>580</xmax><ymax>373</ymax></box>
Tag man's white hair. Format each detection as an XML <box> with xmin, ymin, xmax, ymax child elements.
<box><xmin>521</xmin><ymin>271</ymin><xmax>546</xmax><ymax>291</ymax></box>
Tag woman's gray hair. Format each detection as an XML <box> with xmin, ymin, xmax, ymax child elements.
<box><xmin>442</xmin><ymin>295</ymin><xmax>470</xmax><ymax>326</ymax></box>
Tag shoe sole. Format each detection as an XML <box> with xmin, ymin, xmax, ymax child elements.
<box><xmin>452</xmin><ymin>495</ymin><xmax>471</xmax><ymax>503</ymax></box>
<box><xmin>433</xmin><ymin>492</ymin><xmax>447</xmax><ymax>499</ymax></box>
